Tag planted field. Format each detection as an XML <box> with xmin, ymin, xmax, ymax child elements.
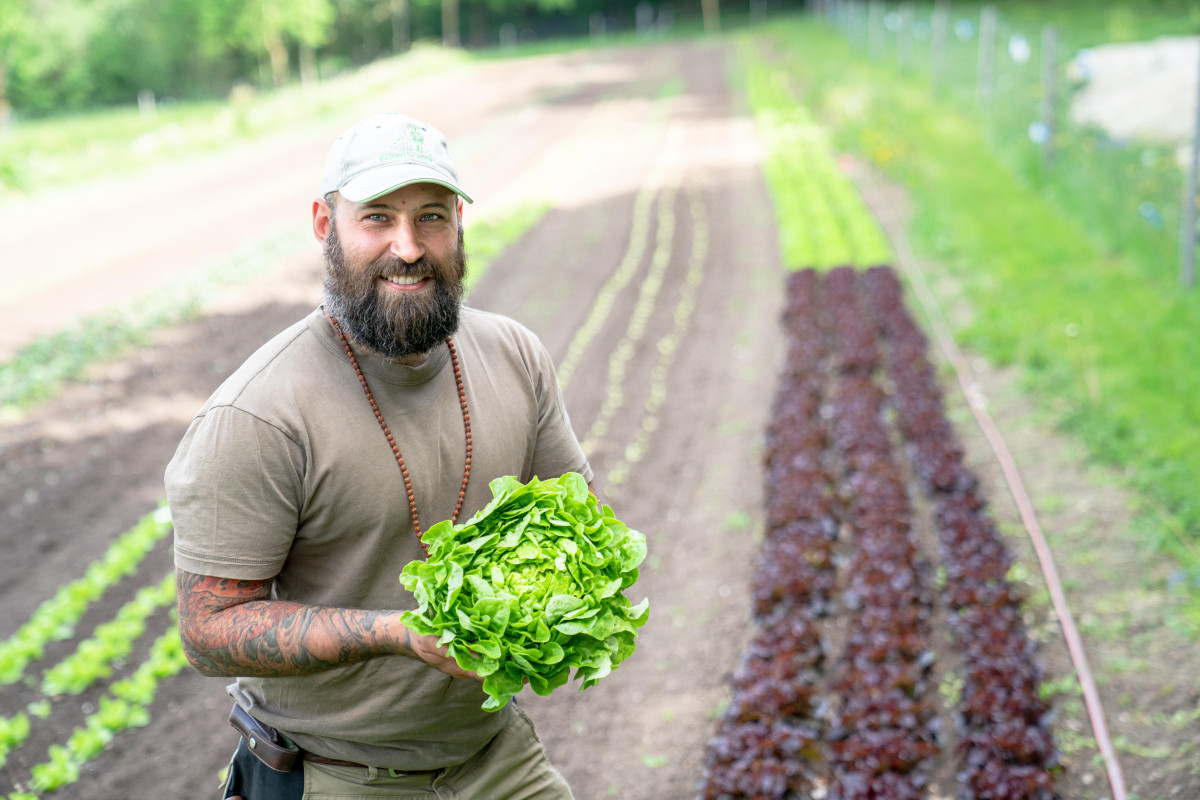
<box><xmin>0</xmin><ymin>41</ymin><xmax>784</xmax><ymax>799</ymax></box>
<box><xmin>1</xmin><ymin>29</ymin><xmax>1197</xmax><ymax>800</ymax></box>
<box><xmin>701</xmin><ymin>266</ymin><xmax>1055</xmax><ymax>800</ymax></box>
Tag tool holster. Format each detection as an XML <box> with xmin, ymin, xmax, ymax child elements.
<box><xmin>228</xmin><ymin>704</ymin><xmax>299</xmax><ymax>772</ymax></box>
<box><xmin>226</xmin><ymin>683</ymin><xmax>299</xmax><ymax>772</ymax></box>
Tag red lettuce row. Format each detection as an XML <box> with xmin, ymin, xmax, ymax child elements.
<box><xmin>864</xmin><ymin>266</ymin><xmax>1058</xmax><ymax>800</ymax></box>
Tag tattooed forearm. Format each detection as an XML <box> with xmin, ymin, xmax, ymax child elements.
<box><xmin>175</xmin><ymin>569</ymin><xmax>414</xmax><ymax>678</ymax></box>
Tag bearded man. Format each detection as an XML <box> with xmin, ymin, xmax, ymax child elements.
<box><xmin>165</xmin><ymin>112</ymin><xmax>590</xmax><ymax>800</ymax></box>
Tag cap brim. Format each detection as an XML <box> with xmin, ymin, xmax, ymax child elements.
<box><xmin>338</xmin><ymin>163</ymin><xmax>473</xmax><ymax>204</ymax></box>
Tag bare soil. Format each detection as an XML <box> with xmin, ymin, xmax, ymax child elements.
<box><xmin>1</xmin><ymin>36</ymin><xmax>1197</xmax><ymax>800</ymax></box>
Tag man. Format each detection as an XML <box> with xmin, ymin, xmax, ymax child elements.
<box><xmin>165</xmin><ymin>112</ymin><xmax>591</xmax><ymax>799</ymax></box>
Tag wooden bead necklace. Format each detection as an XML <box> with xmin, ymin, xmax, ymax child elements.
<box><xmin>324</xmin><ymin>309</ymin><xmax>472</xmax><ymax>555</ymax></box>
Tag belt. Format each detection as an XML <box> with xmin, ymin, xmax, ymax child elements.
<box><xmin>230</xmin><ymin>703</ymin><xmax>441</xmax><ymax>776</ymax></box>
<box><xmin>302</xmin><ymin>751</ymin><xmax>441</xmax><ymax>775</ymax></box>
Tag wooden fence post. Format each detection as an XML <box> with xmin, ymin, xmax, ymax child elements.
<box><xmin>932</xmin><ymin>0</ymin><xmax>949</xmax><ymax>95</ymax></box>
<box><xmin>1040</xmin><ymin>25</ymin><xmax>1058</xmax><ymax>169</ymax></box>
<box><xmin>899</xmin><ymin>3</ymin><xmax>915</xmax><ymax>71</ymax></box>
<box><xmin>1182</xmin><ymin>41</ymin><xmax>1200</xmax><ymax>288</ymax></box>
<box><xmin>978</xmin><ymin>6</ymin><xmax>996</xmax><ymax>110</ymax></box>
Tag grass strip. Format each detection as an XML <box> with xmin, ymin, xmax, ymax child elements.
<box><xmin>0</xmin><ymin>507</ymin><xmax>172</xmax><ymax>686</ymax></box>
<box><xmin>464</xmin><ymin>203</ymin><xmax>551</xmax><ymax>294</ymax></box>
<box><xmin>0</xmin><ymin>224</ymin><xmax>307</xmax><ymax>417</ymax></box>
<box><xmin>740</xmin><ymin>16</ymin><xmax>1200</xmax><ymax>619</ymax></box>
<box><xmin>1</xmin><ymin>195</ymin><xmax>547</xmax><ymax>420</ymax></box>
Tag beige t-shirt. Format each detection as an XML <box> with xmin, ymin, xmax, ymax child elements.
<box><xmin>165</xmin><ymin>306</ymin><xmax>592</xmax><ymax>770</ymax></box>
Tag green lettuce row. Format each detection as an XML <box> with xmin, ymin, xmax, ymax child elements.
<box><xmin>557</xmin><ymin>184</ymin><xmax>659</xmax><ymax>392</ymax></box>
<box><xmin>39</xmin><ymin>572</ymin><xmax>176</xmax><ymax>697</ymax></box>
<box><xmin>608</xmin><ymin>189</ymin><xmax>708</xmax><ymax>492</ymax></box>
<box><xmin>18</xmin><ymin>623</ymin><xmax>189</xmax><ymax>798</ymax></box>
<box><xmin>741</xmin><ymin>43</ymin><xmax>892</xmax><ymax>270</ymax></box>
<box><xmin>580</xmin><ymin>186</ymin><xmax>677</xmax><ymax>453</ymax></box>
<box><xmin>400</xmin><ymin>473</ymin><xmax>649</xmax><ymax>711</ymax></box>
<box><xmin>0</xmin><ymin>712</ymin><xmax>31</xmax><ymax>773</ymax></box>
<box><xmin>0</xmin><ymin>506</ymin><xmax>173</xmax><ymax>686</ymax></box>
<box><xmin>0</xmin><ymin>570</ymin><xmax>173</xmax><ymax>772</ymax></box>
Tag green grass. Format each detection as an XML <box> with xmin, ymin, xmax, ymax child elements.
<box><xmin>464</xmin><ymin>203</ymin><xmax>551</xmax><ymax>292</ymax></box>
<box><xmin>0</xmin><ymin>224</ymin><xmax>309</xmax><ymax>416</ymax></box>
<box><xmin>738</xmin><ymin>15</ymin><xmax>1200</xmax><ymax>617</ymax></box>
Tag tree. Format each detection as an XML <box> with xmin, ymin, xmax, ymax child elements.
<box><xmin>0</xmin><ymin>0</ymin><xmax>28</xmax><ymax>126</ymax></box>
<box><xmin>201</xmin><ymin>0</ymin><xmax>334</xmax><ymax>89</ymax></box>
<box><xmin>442</xmin><ymin>0</ymin><xmax>461</xmax><ymax>47</ymax></box>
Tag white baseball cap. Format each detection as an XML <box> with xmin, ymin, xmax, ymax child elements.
<box><xmin>320</xmin><ymin>112</ymin><xmax>473</xmax><ymax>204</ymax></box>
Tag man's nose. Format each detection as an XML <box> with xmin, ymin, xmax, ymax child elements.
<box><xmin>390</xmin><ymin>220</ymin><xmax>424</xmax><ymax>263</ymax></box>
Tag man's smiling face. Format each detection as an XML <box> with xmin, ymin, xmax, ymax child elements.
<box><xmin>317</xmin><ymin>183</ymin><xmax>467</xmax><ymax>361</ymax></box>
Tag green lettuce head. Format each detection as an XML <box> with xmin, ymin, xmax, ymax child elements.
<box><xmin>399</xmin><ymin>473</ymin><xmax>650</xmax><ymax>711</ymax></box>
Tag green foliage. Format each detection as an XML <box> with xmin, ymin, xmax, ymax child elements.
<box><xmin>40</xmin><ymin>573</ymin><xmax>176</xmax><ymax>697</ymax></box>
<box><xmin>0</xmin><ymin>223</ymin><xmax>306</xmax><ymax>413</ymax></box>
<box><xmin>739</xmin><ymin>41</ymin><xmax>891</xmax><ymax>271</ymax></box>
<box><xmin>23</xmin><ymin>625</ymin><xmax>189</xmax><ymax>797</ymax></box>
<box><xmin>0</xmin><ymin>712</ymin><xmax>30</xmax><ymax>771</ymax></box>
<box><xmin>400</xmin><ymin>473</ymin><xmax>649</xmax><ymax>711</ymax></box>
<box><xmin>0</xmin><ymin>506</ymin><xmax>172</xmax><ymax>686</ymax></box>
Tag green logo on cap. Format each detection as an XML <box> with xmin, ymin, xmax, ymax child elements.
<box><xmin>379</xmin><ymin>123</ymin><xmax>434</xmax><ymax>165</ymax></box>
<box><xmin>406</xmin><ymin>123</ymin><xmax>425</xmax><ymax>151</ymax></box>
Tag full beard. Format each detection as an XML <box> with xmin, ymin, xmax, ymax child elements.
<box><xmin>322</xmin><ymin>224</ymin><xmax>468</xmax><ymax>360</ymax></box>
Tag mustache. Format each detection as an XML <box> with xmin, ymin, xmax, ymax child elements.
<box><xmin>367</xmin><ymin>255</ymin><xmax>441</xmax><ymax>278</ymax></box>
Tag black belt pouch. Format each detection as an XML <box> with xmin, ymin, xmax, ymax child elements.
<box><xmin>223</xmin><ymin>737</ymin><xmax>304</xmax><ymax>800</ymax></box>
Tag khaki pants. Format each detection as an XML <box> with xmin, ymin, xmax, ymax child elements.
<box><xmin>300</xmin><ymin>706</ymin><xmax>574</xmax><ymax>800</ymax></box>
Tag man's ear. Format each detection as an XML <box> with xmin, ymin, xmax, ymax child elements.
<box><xmin>456</xmin><ymin>198</ymin><xmax>464</xmax><ymax>220</ymax></box>
<box><xmin>313</xmin><ymin>197</ymin><xmax>333</xmax><ymax>244</ymax></box>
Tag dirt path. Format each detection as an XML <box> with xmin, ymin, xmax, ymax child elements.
<box><xmin>3</xmin><ymin>34</ymin><xmax>1198</xmax><ymax>800</ymax></box>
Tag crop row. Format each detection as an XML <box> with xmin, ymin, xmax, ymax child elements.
<box><xmin>863</xmin><ymin>267</ymin><xmax>1056</xmax><ymax>799</ymax></box>
<box><xmin>10</xmin><ymin>624</ymin><xmax>190</xmax><ymax>799</ymax></box>
<box><xmin>822</xmin><ymin>267</ymin><xmax>938</xmax><ymax>799</ymax></box>
<box><xmin>605</xmin><ymin>191</ymin><xmax>709</xmax><ymax>493</ymax></box>
<box><xmin>1</xmin><ymin>505</ymin><xmax>182</xmax><ymax>799</ymax></box>
<box><xmin>739</xmin><ymin>45</ymin><xmax>892</xmax><ymax>272</ymax></box>
<box><xmin>0</xmin><ymin>506</ymin><xmax>173</xmax><ymax>687</ymax></box>
<box><xmin>702</xmin><ymin>269</ymin><xmax>832</xmax><ymax>799</ymax></box>
<box><xmin>699</xmin><ymin>266</ymin><xmax>1056</xmax><ymax>800</ymax></box>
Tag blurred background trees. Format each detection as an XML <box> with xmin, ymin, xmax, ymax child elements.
<box><xmin>0</xmin><ymin>0</ymin><xmax>773</xmax><ymax>117</ymax></box>
<box><xmin>0</xmin><ymin>0</ymin><xmax>1194</xmax><ymax>119</ymax></box>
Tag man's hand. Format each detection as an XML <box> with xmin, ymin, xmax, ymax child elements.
<box><xmin>405</xmin><ymin>628</ymin><xmax>483</xmax><ymax>681</ymax></box>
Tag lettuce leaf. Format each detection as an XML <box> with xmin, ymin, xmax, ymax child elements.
<box><xmin>399</xmin><ymin>473</ymin><xmax>650</xmax><ymax>711</ymax></box>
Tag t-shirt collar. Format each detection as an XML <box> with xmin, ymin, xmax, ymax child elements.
<box><xmin>308</xmin><ymin>306</ymin><xmax>451</xmax><ymax>386</ymax></box>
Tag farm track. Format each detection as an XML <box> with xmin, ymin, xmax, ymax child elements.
<box><xmin>0</xmin><ymin>40</ymin><xmax>785</xmax><ymax>799</ymax></box>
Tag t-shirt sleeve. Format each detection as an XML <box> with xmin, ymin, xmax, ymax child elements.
<box><xmin>165</xmin><ymin>405</ymin><xmax>304</xmax><ymax>580</ymax></box>
<box><xmin>527</xmin><ymin>340</ymin><xmax>594</xmax><ymax>485</ymax></box>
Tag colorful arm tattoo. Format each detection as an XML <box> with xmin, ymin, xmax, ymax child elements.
<box><xmin>174</xmin><ymin>569</ymin><xmax>413</xmax><ymax>678</ymax></box>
